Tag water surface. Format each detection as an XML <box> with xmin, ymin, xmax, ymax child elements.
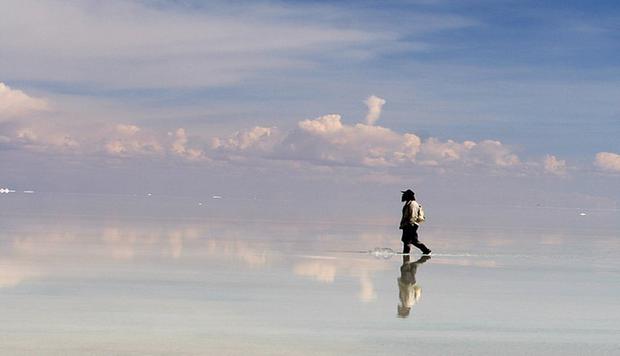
<box><xmin>1</xmin><ymin>196</ymin><xmax>619</xmax><ymax>355</ymax></box>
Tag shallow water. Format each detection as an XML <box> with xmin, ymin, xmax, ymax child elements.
<box><xmin>1</xmin><ymin>196</ymin><xmax>619</xmax><ymax>355</ymax></box>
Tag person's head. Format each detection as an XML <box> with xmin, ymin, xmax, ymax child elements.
<box><xmin>397</xmin><ymin>305</ymin><xmax>411</xmax><ymax>318</ymax></box>
<box><xmin>401</xmin><ymin>189</ymin><xmax>415</xmax><ymax>202</ymax></box>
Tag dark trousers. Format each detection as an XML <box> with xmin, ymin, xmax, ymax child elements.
<box><xmin>401</xmin><ymin>225</ymin><xmax>430</xmax><ymax>254</ymax></box>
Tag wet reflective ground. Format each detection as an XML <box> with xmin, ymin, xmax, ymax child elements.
<box><xmin>1</xmin><ymin>199</ymin><xmax>619</xmax><ymax>355</ymax></box>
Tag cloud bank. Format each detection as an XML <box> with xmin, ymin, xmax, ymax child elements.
<box><xmin>0</xmin><ymin>83</ymin><xmax>49</xmax><ymax>121</ymax></box>
<box><xmin>1</xmin><ymin>84</ymin><xmax>571</xmax><ymax>176</ymax></box>
<box><xmin>544</xmin><ymin>155</ymin><xmax>567</xmax><ymax>176</ymax></box>
<box><xmin>213</xmin><ymin>97</ymin><xmax>520</xmax><ymax>169</ymax></box>
<box><xmin>595</xmin><ymin>152</ymin><xmax>620</xmax><ymax>172</ymax></box>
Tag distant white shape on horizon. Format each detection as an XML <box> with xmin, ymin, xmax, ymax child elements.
<box><xmin>212</xmin><ymin>195</ymin><xmax>222</xmax><ymax>199</ymax></box>
<box><xmin>23</xmin><ymin>190</ymin><xmax>35</xmax><ymax>194</ymax></box>
<box><xmin>579</xmin><ymin>212</ymin><xmax>587</xmax><ymax>216</ymax></box>
<box><xmin>0</xmin><ymin>188</ymin><xmax>16</xmax><ymax>194</ymax></box>
<box><xmin>147</xmin><ymin>193</ymin><xmax>152</xmax><ymax>196</ymax></box>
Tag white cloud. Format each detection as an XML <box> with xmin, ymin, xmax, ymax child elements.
<box><xmin>115</xmin><ymin>124</ymin><xmax>140</xmax><ymax>136</ymax></box>
<box><xmin>13</xmin><ymin>126</ymin><xmax>79</xmax><ymax>152</ymax></box>
<box><xmin>364</xmin><ymin>95</ymin><xmax>386</xmax><ymax>125</ymax></box>
<box><xmin>595</xmin><ymin>152</ymin><xmax>620</xmax><ymax>172</ymax></box>
<box><xmin>6</xmin><ymin>98</ymin><xmax>521</xmax><ymax>171</ymax></box>
<box><xmin>298</xmin><ymin>114</ymin><xmax>344</xmax><ymax>134</ymax></box>
<box><xmin>544</xmin><ymin>154</ymin><xmax>567</xmax><ymax>175</ymax></box>
<box><xmin>269</xmin><ymin>113</ymin><xmax>519</xmax><ymax>168</ymax></box>
<box><xmin>0</xmin><ymin>86</ymin><xmax>540</xmax><ymax>174</ymax></box>
<box><xmin>102</xmin><ymin>124</ymin><xmax>163</xmax><ymax>157</ymax></box>
<box><xmin>212</xmin><ymin>126</ymin><xmax>278</xmax><ymax>152</ymax></box>
<box><xmin>0</xmin><ymin>82</ymin><xmax>49</xmax><ymax>120</ymax></box>
<box><xmin>170</xmin><ymin>128</ymin><xmax>206</xmax><ymax>161</ymax></box>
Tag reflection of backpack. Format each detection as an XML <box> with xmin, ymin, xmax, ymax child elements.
<box><xmin>415</xmin><ymin>204</ymin><xmax>426</xmax><ymax>224</ymax></box>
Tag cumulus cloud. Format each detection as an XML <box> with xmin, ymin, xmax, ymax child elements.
<box><xmin>595</xmin><ymin>152</ymin><xmax>620</xmax><ymax>172</ymax></box>
<box><xmin>170</xmin><ymin>128</ymin><xmax>207</xmax><ymax>161</ymax></box>
<box><xmin>364</xmin><ymin>95</ymin><xmax>386</xmax><ymax>125</ymax></box>
<box><xmin>12</xmin><ymin>126</ymin><xmax>79</xmax><ymax>152</ymax></box>
<box><xmin>298</xmin><ymin>114</ymin><xmax>343</xmax><ymax>134</ymax></box>
<box><xmin>212</xmin><ymin>126</ymin><xmax>278</xmax><ymax>153</ymax></box>
<box><xmin>258</xmin><ymin>113</ymin><xmax>519</xmax><ymax>169</ymax></box>
<box><xmin>6</xmin><ymin>93</ymin><xmax>517</xmax><ymax>170</ymax></box>
<box><xmin>0</xmin><ymin>86</ymin><xmax>538</xmax><ymax>173</ymax></box>
<box><xmin>544</xmin><ymin>154</ymin><xmax>567</xmax><ymax>175</ymax></box>
<box><xmin>0</xmin><ymin>82</ymin><xmax>49</xmax><ymax>120</ymax></box>
<box><xmin>104</xmin><ymin>124</ymin><xmax>163</xmax><ymax>157</ymax></box>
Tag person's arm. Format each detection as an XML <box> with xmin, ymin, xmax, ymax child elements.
<box><xmin>400</xmin><ymin>202</ymin><xmax>412</xmax><ymax>228</ymax></box>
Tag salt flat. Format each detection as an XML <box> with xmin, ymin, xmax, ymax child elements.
<box><xmin>0</xmin><ymin>195</ymin><xmax>618</xmax><ymax>355</ymax></box>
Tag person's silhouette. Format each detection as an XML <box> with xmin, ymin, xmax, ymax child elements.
<box><xmin>399</xmin><ymin>189</ymin><xmax>431</xmax><ymax>255</ymax></box>
<box><xmin>397</xmin><ymin>254</ymin><xmax>431</xmax><ymax>318</ymax></box>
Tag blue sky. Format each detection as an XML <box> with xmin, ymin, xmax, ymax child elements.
<box><xmin>1</xmin><ymin>0</ymin><xmax>619</xmax><ymax>213</ymax></box>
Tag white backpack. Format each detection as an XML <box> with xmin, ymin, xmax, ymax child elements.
<box><xmin>415</xmin><ymin>204</ymin><xmax>426</xmax><ymax>224</ymax></box>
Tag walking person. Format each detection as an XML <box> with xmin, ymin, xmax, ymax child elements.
<box><xmin>399</xmin><ymin>189</ymin><xmax>431</xmax><ymax>255</ymax></box>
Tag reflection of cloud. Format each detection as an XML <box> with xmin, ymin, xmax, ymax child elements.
<box><xmin>486</xmin><ymin>238</ymin><xmax>514</xmax><ymax>247</ymax></box>
<box><xmin>102</xmin><ymin>228</ymin><xmax>137</xmax><ymax>260</ymax></box>
<box><xmin>359</xmin><ymin>271</ymin><xmax>377</xmax><ymax>302</ymax></box>
<box><xmin>293</xmin><ymin>256</ymin><xmax>386</xmax><ymax>303</ymax></box>
<box><xmin>293</xmin><ymin>261</ymin><xmax>337</xmax><ymax>283</ymax></box>
<box><xmin>431</xmin><ymin>258</ymin><xmax>497</xmax><ymax>268</ymax></box>
<box><xmin>0</xmin><ymin>259</ymin><xmax>39</xmax><ymax>287</ymax></box>
<box><xmin>0</xmin><ymin>223</ymin><xmax>269</xmax><ymax>289</ymax></box>
<box><xmin>236</xmin><ymin>246</ymin><xmax>268</xmax><ymax>266</ymax></box>
<box><xmin>206</xmin><ymin>240</ymin><xmax>268</xmax><ymax>267</ymax></box>
<box><xmin>540</xmin><ymin>235</ymin><xmax>564</xmax><ymax>245</ymax></box>
<box><xmin>168</xmin><ymin>231</ymin><xmax>184</xmax><ymax>259</ymax></box>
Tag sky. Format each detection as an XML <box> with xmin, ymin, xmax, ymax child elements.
<box><xmin>1</xmin><ymin>0</ymin><xmax>619</xmax><ymax>219</ymax></box>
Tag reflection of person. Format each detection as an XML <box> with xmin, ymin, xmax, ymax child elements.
<box><xmin>399</xmin><ymin>189</ymin><xmax>431</xmax><ymax>255</ymax></box>
<box><xmin>397</xmin><ymin>255</ymin><xmax>431</xmax><ymax>318</ymax></box>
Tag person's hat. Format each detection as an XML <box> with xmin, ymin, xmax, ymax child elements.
<box><xmin>401</xmin><ymin>189</ymin><xmax>415</xmax><ymax>200</ymax></box>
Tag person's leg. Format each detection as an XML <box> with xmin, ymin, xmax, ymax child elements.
<box><xmin>412</xmin><ymin>240</ymin><xmax>431</xmax><ymax>254</ymax></box>
<box><xmin>410</xmin><ymin>225</ymin><xmax>431</xmax><ymax>254</ymax></box>
<box><xmin>402</xmin><ymin>228</ymin><xmax>411</xmax><ymax>254</ymax></box>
